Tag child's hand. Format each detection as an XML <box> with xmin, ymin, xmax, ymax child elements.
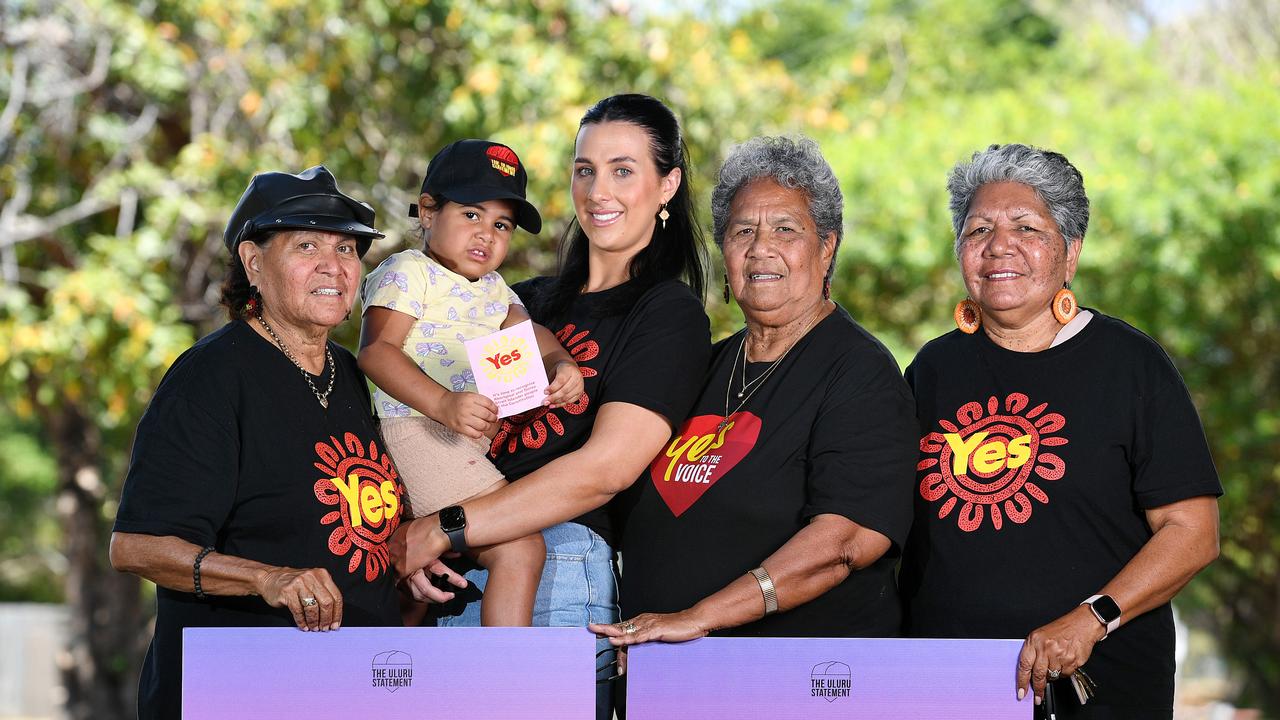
<box><xmin>544</xmin><ymin>360</ymin><xmax>584</xmax><ymax>408</ymax></box>
<box><xmin>436</xmin><ymin>392</ymin><xmax>499</xmax><ymax>439</ymax></box>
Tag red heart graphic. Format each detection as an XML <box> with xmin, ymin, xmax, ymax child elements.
<box><xmin>648</xmin><ymin>412</ymin><xmax>762</xmax><ymax>517</ymax></box>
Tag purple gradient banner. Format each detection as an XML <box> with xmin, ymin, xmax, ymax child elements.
<box><xmin>627</xmin><ymin>637</ymin><xmax>1030</xmax><ymax>719</ymax></box>
<box><xmin>182</xmin><ymin>626</ymin><xmax>595</xmax><ymax>719</ymax></box>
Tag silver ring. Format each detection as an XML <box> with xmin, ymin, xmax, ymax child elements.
<box><xmin>621</xmin><ymin>621</ymin><xmax>637</xmax><ymax>634</ymax></box>
<box><xmin>302</xmin><ymin>597</ymin><xmax>318</xmax><ymax>608</ymax></box>
<box><xmin>1048</xmin><ymin>669</ymin><xmax>1061</xmax><ymax>680</ymax></box>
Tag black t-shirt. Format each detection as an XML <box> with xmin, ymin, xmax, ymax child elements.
<box><xmin>114</xmin><ymin>320</ymin><xmax>404</xmax><ymax>720</ymax></box>
<box><xmin>488</xmin><ymin>277</ymin><xmax>711</xmax><ymax>547</ymax></box>
<box><xmin>618</xmin><ymin>305</ymin><xmax>918</xmax><ymax>637</ymax></box>
<box><xmin>900</xmin><ymin>312</ymin><xmax>1222</xmax><ymax>714</ymax></box>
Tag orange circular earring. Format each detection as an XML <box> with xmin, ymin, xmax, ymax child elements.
<box><xmin>954</xmin><ymin>298</ymin><xmax>981</xmax><ymax>334</ymax></box>
<box><xmin>1052</xmin><ymin>286</ymin><xmax>1078</xmax><ymax>325</ymax></box>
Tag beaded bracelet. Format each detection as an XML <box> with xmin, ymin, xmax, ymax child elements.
<box><xmin>193</xmin><ymin>546</ymin><xmax>215</xmax><ymax>600</ymax></box>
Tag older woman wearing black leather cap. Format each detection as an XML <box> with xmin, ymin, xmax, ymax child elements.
<box><xmin>110</xmin><ymin>166</ymin><xmax>451</xmax><ymax>719</ymax></box>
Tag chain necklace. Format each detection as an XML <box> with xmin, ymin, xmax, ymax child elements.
<box><xmin>719</xmin><ymin>309</ymin><xmax>824</xmax><ymax>431</ymax></box>
<box><xmin>256</xmin><ymin>313</ymin><xmax>335</xmax><ymax>409</ymax></box>
<box><xmin>738</xmin><ymin>351</ymin><xmax>775</xmax><ymax>398</ymax></box>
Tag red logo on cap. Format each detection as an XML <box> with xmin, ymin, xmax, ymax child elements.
<box><xmin>486</xmin><ymin>145</ymin><xmax>519</xmax><ymax>177</ymax></box>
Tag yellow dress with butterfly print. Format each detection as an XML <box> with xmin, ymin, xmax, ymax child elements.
<box><xmin>360</xmin><ymin>248</ymin><xmax>522</xmax><ymax>420</ymax></box>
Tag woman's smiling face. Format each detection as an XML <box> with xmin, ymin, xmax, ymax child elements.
<box><xmin>570</xmin><ymin>120</ymin><xmax>680</xmax><ymax>261</ymax></box>
<box><xmin>242</xmin><ymin>230</ymin><xmax>363</xmax><ymax>334</ymax></box>
<box><xmin>722</xmin><ymin>177</ymin><xmax>834</xmax><ymax>321</ymax></box>
<box><xmin>958</xmin><ymin>181</ymin><xmax>1081</xmax><ymax>324</ymax></box>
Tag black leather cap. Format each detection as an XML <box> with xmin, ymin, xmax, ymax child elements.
<box><xmin>410</xmin><ymin>140</ymin><xmax>542</xmax><ymax>234</ymax></box>
<box><xmin>224</xmin><ymin>166</ymin><xmax>384</xmax><ymax>257</ymax></box>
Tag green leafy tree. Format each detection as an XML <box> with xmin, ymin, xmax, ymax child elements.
<box><xmin>0</xmin><ymin>1</ymin><xmax>807</xmax><ymax>716</ymax></box>
<box><xmin>2</xmin><ymin>0</ymin><xmax>1276</xmax><ymax>715</ymax></box>
<box><xmin>742</xmin><ymin>0</ymin><xmax>1280</xmax><ymax>709</ymax></box>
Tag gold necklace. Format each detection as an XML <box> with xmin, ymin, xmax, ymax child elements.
<box><xmin>257</xmin><ymin>314</ymin><xmax>335</xmax><ymax>409</ymax></box>
<box><xmin>719</xmin><ymin>310</ymin><xmax>823</xmax><ymax>431</ymax></box>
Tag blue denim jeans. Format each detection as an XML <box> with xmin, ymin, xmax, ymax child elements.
<box><xmin>437</xmin><ymin>522</ymin><xmax>619</xmax><ymax>720</ymax></box>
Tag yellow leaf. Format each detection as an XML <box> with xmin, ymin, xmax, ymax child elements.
<box><xmin>240</xmin><ymin>90</ymin><xmax>263</xmax><ymax>117</ymax></box>
<box><xmin>466</xmin><ymin>66</ymin><xmax>500</xmax><ymax>96</ymax></box>
<box><xmin>108</xmin><ymin>392</ymin><xmax>127</xmax><ymax>418</ymax></box>
<box><xmin>112</xmin><ymin>296</ymin><xmax>137</xmax><ymax>323</ymax></box>
<box><xmin>850</xmin><ymin>53</ymin><xmax>869</xmax><ymax>77</ymax></box>
<box><xmin>806</xmin><ymin>107</ymin><xmax>830</xmax><ymax>128</ymax></box>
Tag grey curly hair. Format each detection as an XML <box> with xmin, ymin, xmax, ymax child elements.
<box><xmin>711</xmin><ymin>136</ymin><xmax>843</xmax><ymax>286</ymax></box>
<box><xmin>947</xmin><ymin>144</ymin><xmax>1090</xmax><ymax>255</ymax></box>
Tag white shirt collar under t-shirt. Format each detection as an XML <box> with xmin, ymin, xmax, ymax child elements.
<box><xmin>1050</xmin><ymin>309</ymin><xmax>1094</xmax><ymax>348</ymax></box>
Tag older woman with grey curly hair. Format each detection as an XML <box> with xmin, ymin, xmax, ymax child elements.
<box><xmin>592</xmin><ymin>135</ymin><xmax>918</xmax><ymax>649</ymax></box>
<box><xmin>899</xmin><ymin>144</ymin><xmax>1221</xmax><ymax>718</ymax></box>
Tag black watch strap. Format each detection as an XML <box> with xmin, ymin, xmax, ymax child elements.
<box><xmin>444</xmin><ymin>526</ymin><xmax>467</xmax><ymax>554</ymax></box>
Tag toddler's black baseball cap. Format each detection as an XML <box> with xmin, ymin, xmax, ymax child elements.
<box><xmin>411</xmin><ymin>140</ymin><xmax>542</xmax><ymax>234</ymax></box>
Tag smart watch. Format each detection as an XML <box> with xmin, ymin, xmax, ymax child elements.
<box><xmin>1081</xmin><ymin>594</ymin><xmax>1122</xmax><ymax>639</ymax></box>
<box><xmin>439</xmin><ymin>505</ymin><xmax>468</xmax><ymax>554</ymax></box>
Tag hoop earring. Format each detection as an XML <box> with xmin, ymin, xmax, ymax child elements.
<box><xmin>245</xmin><ymin>285</ymin><xmax>262</xmax><ymax>318</ymax></box>
<box><xmin>954</xmin><ymin>298</ymin><xmax>981</xmax><ymax>334</ymax></box>
<box><xmin>1052</xmin><ymin>286</ymin><xmax>1078</xmax><ymax>325</ymax></box>
<box><xmin>658</xmin><ymin>203</ymin><xmax>670</xmax><ymax>230</ymax></box>
<box><xmin>722</xmin><ymin>272</ymin><xmax>731</xmax><ymax>304</ymax></box>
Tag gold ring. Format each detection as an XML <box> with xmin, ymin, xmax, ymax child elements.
<box><xmin>302</xmin><ymin>597</ymin><xmax>318</xmax><ymax>608</ymax></box>
<box><xmin>621</xmin><ymin>621</ymin><xmax>637</xmax><ymax>634</ymax></box>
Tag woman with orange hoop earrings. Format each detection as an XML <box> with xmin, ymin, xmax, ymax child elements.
<box><xmin>900</xmin><ymin>144</ymin><xmax>1221</xmax><ymax>720</ymax></box>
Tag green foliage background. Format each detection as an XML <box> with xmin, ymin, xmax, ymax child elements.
<box><xmin>1</xmin><ymin>0</ymin><xmax>1276</xmax><ymax>715</ymax></box>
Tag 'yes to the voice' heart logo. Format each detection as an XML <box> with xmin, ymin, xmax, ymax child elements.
<box><xmin>648</xmin><ymin>412</ymin><xmax>761</xmax><ymax>517</ymax></box>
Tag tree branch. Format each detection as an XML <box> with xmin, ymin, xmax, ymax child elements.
<box><xmin>0</xmin><ymin>193</ymin><xmax>115</xmax><ymax>250</ymax></box>
<box><xmin>0</xmin><ymin>48</ymin><xmax>30</xmax><ymax>144</ymax></box>
<box><xmin>30</xmin><ymin>37</ymin><xmax>110</xmax><ymax>105</ymax></box>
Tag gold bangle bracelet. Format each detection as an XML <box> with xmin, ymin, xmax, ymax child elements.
<box><xmin>749</xmin><ymin>566</ymin><xmax>779</xmax><ymax>615</ymax></box>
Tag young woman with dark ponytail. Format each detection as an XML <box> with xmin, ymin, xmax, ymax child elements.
<box><xmin>390</xmin><ymin>94</ymin><xmax>711</xmax><ymax>719</ymax></box>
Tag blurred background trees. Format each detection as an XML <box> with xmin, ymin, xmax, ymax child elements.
<box><xmin>1</xmin><ymin>0</ymin><xmax>1276</xmax><ymax>717</ymax></box>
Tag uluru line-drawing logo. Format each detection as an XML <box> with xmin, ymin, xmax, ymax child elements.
<box><xmin>810</xmin><ymin>661</ymin><xmax>851</xmax><ymax>702</ymax></box>
<box><xmin>371</xmin><ymin>649</ymin><xmax>413</xmax><ymax>692</ymax></box>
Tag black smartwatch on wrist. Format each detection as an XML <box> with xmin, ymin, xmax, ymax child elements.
<box><xmin>1082</xmin><ymin>594</ymin><xmax>1122</xmax><ymax>639</ymax></box>
<box><xmin>439</xmin><ymin>505</ymin><xmax>468</xmax><ymax>554</ymax></box>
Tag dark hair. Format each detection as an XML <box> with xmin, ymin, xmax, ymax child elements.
<box><xmin>409</xmin><ymin>192</ymin><xmax>449</xmax><ymax>250</ymax></box>
<box><xmin>542</xmin><ymin>94</ymin><xmax>707</xmax><ymax>320</ymax></box>
<box><xmin>218</xmin><ymin>233</ymin><xmax>275</xmax><ymax>321</ymax></box>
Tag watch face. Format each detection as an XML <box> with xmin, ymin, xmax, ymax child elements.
<box><xmin>439</xmin><ymin>505</ymin><xmax>466</xmax><ymax>532</ymax></box>
<box><xmin>1091</xmin><ymin>595</ymin><xmax>1121</xmax><ymax>623</ymax></box>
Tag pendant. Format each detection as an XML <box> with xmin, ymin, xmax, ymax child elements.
<box><xmin>736</xmin><ymin>391</ymin><xmax>744</xmax><ymax>398</ymax></box>
<box><xmin>319</xmin><ymin>397</ymin><xmax>329</xmax><ymax>409</ymax></box>
<box><xmin>717</xmin><ymin>416</ymin><xmax>730</xmax><ymax>431</ymax></box>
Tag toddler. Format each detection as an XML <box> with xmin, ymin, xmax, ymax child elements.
<box><xmin>359</xmin><ymin>139</ymin><xmax>582</xmax><ymax>626</ymax></box>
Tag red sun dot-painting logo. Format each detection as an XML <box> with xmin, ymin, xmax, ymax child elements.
<box><xmin>917</xmin><ymin>392</ymin><xmax>1067</xmax><ymax>532</ymax></box>
<box><xmin>313</xmin><ymin>432</ymin><xmax>402</xmax><ymax>581</ymax></box>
